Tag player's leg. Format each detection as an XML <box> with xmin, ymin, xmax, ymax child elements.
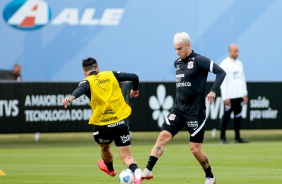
<box><xmin>142</xmin><ymin>110</ymin><xmax>185</xmax><ymax>180</ymax></box>
<box><xmin>188</xmin><ymin>116</ymin><xmax>215</xmax><ymax>184</ymax></box>
<box><xmin>232</xmin><ymin>98</ymin><xmax>242</xmax><ymax>141</ymax></box>
<box><xmin>219</xmin><ymin>104</ymin><xmax>232</xmax><ymax>143</ymax></box>
<box><xmin>114</xmin><ymin>125</ymin><xmax>142</xmax><ymax>184</ymax></box>
<box><xmin>93</xmin><ymin>126</ymin><xmax>116</xmax><ymax>176</ymax></box>
<box><xmin>117</xmin><ymin>145</ymin><xmax>136</xmax><ymax>169</ymax></box>
<box><xmin>141</xmin><ymin>130</ymin><xmax>172</xmax><ymax>180</ymax></box>
<box><xmin>232</xmin><ymin>98</ymin><xmax>249</xmax><ymax>143</ymax></box>
<box><xmin>97</xmin><ymin>144</ymin><xmax>116</xmax><ymax>176</ymax></box>
<box><xmin>117</xmin><ymin>145</ymin><xmax>142</xmax><ymax>184</ymax></box>
<box><xmin>115</xmin><ymin>127</ymin><xmax>138</xmax><ymax>172</ymax></box>
<box><xmin>150</xmin><ymin>130</ymin><xmax>172</xmax><ymax>157</ymax></box>
<box><xmin>190</xmin><ymin>142</ymin><xmax>216</xmax><ymax>184</ymax></box>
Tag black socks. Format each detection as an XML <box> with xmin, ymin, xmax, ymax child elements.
<box><xmin>146</xmin><ymin>156</ymin><xmax>158</xmax><ymax>171</ymax></box>
<box><xmin>204</xmin><ymin>165</ymin><xmax>214</xmax><ymax>178</ymax></box>
<box><xmin>129</xmin><ymin>163</ymin><xmax>138</xmax><ymax>173</ymax></box>
<box><xmin>105</xmin><ymin>161</ymin><xmax>114</xmax><ymax>172</ymax></box>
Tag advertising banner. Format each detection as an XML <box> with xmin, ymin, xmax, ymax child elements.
<box><xmin>129</xmin><ymin>82</ymin><xmax>281</xmax><ymax>131</ymax></box>
<box><xmin>0</xmin><ymin>82</ymin><xmax>280</xmax><ymax>133</ymax></box>
<box><xmin>0</xmin><ymin>82</ymin><xmax>92</xmax><ymax>133</ymax></box>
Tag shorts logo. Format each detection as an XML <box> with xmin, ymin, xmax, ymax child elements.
<box><xmin>120</xmin><ymin>135</ymin><xmax>130</xmax><ymax>143</ymax></box>
<box><xmin>107</xmin><ymin>120</ymin><xmax>125</xmax><ymax>128</ymax></box>
<box><xmin>3</xmin><ymin>0</ymin><xmax>52</xmax><ymax>30</ymax></box>
<box><xmin>98</xmin><ymin>138</ymin><xmax>111</xmax><ymax>144</ymax></box>
<box><xmin>168</xmin><ymin>113</ymin><xmax>176</xmax><ymax>121</ymax></box>
<box><xmin>187</xmin><ymin>61</ymin><xmax>194</xmax><ymax>69</ymax></box>
<box><xmin>186</xmin><ymin>121</ymin><xmax>198</xmax><ymax>130</ymax></box>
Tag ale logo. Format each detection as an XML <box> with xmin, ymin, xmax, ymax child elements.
<box><xmin>3</xmin><ymin>0</ymin><xmax>52</xmax><ymax>30</ymax></box>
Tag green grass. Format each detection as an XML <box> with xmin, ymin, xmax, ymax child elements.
<box><xmin>0</xmin><ymin>130</ymin><xmax>282</xmax><ymax>183</ymax></box>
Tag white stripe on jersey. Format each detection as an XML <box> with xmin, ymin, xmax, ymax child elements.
<box><xmin>191</xmin><ymin>119</ymin><xmax>206</xmax><ymax>137</ymax></box>
<box><xmin>235</xmin><ymin>112</ymin><xmax>242</xmax><ymax>118</ymax></box>
<box><xmin>210</xmin><ymin>61</ymin><xmax>214</xmax><ymax>72</ymax></box>
<box><xmin>93</xmin><ymin>131</ymin><xmax>99</xmax><ymax>135</ymax></box>
<box><xmin>165</xmin><ymin>116</ymin><xmax>171</xmax><ymax>125</ymax></box>
<box><xmin>79</xmin><ymin>80</ymin><xmax>87</xmax><ymax>86</ymax></box>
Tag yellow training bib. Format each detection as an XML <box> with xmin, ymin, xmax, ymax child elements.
<box><xmin>85</xmin><ymin>71</ymin><xmax>131</xmax><ymax>125</ymax></box>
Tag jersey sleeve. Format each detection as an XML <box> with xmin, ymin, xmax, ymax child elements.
<box><xmin>197</xmin><ymin>56</ymin><xmax>226</xmax><ymax>94</ymax></box>
<box><xmin>112</xmin><ymin>71</ymin><xmax>139</xmax><ymax>91</ymax></box>
<box><xmin>197</xmin><ymin>56</ymin><xmax>214</xmax><ymax>72</ymax></box>
<box><xmin>71</xmin><ymin>80</ymin><xmax>90</xmax><ymax>99</ymax></box>
<box><xmin>210</xmin><ymin>63</ymin><xmax>226</xmax><ymax>94</ymax></box>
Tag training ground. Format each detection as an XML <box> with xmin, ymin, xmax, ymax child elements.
<box><xmin>0</xmin><ymin>130</ymin><xmax>282</xmax><ymax>184</ymax></box>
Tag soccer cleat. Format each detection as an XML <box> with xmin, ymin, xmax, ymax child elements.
<box><xmin>97</xmin><ymin>160</ymin><xmax>116</xmax><ymax>177</ymax></box>
<box><xmin>205</xmin><ymin>177</ymin><xmax>216</xmax><ymax>184</ymax></box>
<box><xmin>220</xmin><ymin>139</ymin><xmax>228</xmax><ymax>144</ymax></box>
<box><xmin>234</xmin><ymin>138</ymin><xmax>249</xmax><ymax>143</ymax></box>
<box><xmin>141</xmin><ymin>168</ymin><xmax>153</xmax><ymax>180</ymax></box>
<box><xmin>133</xmin><ymin>168</ymin><xmax>142</xmax><ymax>184</ymax></box>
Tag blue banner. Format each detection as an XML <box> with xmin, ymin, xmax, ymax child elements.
<box><xmin>0</xmin><ymin>0</ymin><xmax>280</xmax><ymax>82</ymax></box>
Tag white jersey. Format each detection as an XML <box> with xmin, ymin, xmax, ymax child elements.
<box><xmin>220</xmin><ymin>57</ymin><xmax>247</xmax><ymax>100</ymax></box>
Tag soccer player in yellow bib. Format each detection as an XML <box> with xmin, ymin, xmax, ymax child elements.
<box><xmin>61</xmin><ymin>57</ymin><xmax>142</xmax><ymax>184</ymax></box>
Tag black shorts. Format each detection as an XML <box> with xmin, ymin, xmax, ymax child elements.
<box><xmin>93</xmin><ymin>120</ymin><xmax>131</xmax><ymax>147</ymax></box>
<box><xmin>161</xmin><ymin>109</ymin><xmax>206</xmax><ymax>143</ymax></box>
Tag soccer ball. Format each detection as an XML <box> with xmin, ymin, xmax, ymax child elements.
<box><xmin>118</xmin><ymin>169</ymin><xmax>134</xmax><ymax>184</ymax></box>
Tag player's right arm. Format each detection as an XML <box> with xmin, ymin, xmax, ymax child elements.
<box><xmin>61</xmin><ymin>80</ymin><xmax>90</xmax><ymax>108</ymax></box>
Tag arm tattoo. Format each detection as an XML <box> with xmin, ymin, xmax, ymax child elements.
<box><xmin>155</xmin><ymin>146</ymin><xmax>164</xmax><ymax>157</ymax></box>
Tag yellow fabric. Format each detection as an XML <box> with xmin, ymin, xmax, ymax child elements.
<box><xmin>0</xmin><ymin>170</ymin><xmax>5</xmax><ymax>176</ymax></box>
<box><xmin>85</xmin><ymin>71</ymin><xmax>131</xmax><ymax>125</ymax></box>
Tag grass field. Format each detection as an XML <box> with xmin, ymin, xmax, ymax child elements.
<box><xmin>1</xmin><ymin>130</ymin><xmax>282</xmax><ymax>184</ymax></box>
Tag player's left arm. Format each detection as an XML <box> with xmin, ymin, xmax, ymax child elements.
<box><xmin>113</xmin><ymin>71</ymin><xmax>139</xmax><ymax>98</ymax></box>
<box><xmin>198</xmin><ymin>57</ymin><xmax>226</xmax><ymax>104</ymax></box>
<box><xmin>210</xmin><ymin>62</ymin><xmax>226</xmax><ymax>94</ymax></box>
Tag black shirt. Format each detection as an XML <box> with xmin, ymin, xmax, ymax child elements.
<box><xmin>174</xmin><ymin>50</ymin><xmax>226</xmax><ymax>116</ymax></box>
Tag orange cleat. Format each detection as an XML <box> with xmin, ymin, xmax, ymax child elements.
<box><xmin>98</xmin><ymin>160</ymin><xmax>116</xmax><ymax>177</ymax></box>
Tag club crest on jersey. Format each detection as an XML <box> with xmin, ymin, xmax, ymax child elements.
<box><xmin>187</xmin><ymin>61</ymin><xmax>194</xmax><ymax>69</ymax></box>
<box><xmin>168</xmin><ymin>113</ymin><xmax>176</xmax><ymax>121</ymax></box>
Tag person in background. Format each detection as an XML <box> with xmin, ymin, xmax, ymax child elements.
<box><xmin>219</xmin><ymin>44</ymin><xmax>249</xmax><ymax>144</ymax></box>
<box><xmin>13</xmin><ymin>64</ymin><xmax>22</xmax><ymax>81</ymax></box>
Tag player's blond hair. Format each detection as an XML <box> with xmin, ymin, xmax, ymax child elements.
<box><xmin>173</xmin><ymin>32</ymin><xmax>190</xmax><ymax>44</ymax></box>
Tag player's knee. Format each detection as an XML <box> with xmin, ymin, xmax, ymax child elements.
<box><xmin>157</xmin><ymin>131</ymin><xmax>172</xmax><ymax>144</ymax></box>
<box><xmin>100</xmin><ymin>144</ymin><xmax>110</xmax><ymax>152</ymax></box>
<box><xmin>190</xmin><ymin>146</ymin><xmax>201</xmax><ymax>156</ymax></box>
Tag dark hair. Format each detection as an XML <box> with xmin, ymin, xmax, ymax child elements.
<box><xmin>82</xmin><ymin>57</ymin><xmax>98</xmax><ymax>71</ymax></box>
